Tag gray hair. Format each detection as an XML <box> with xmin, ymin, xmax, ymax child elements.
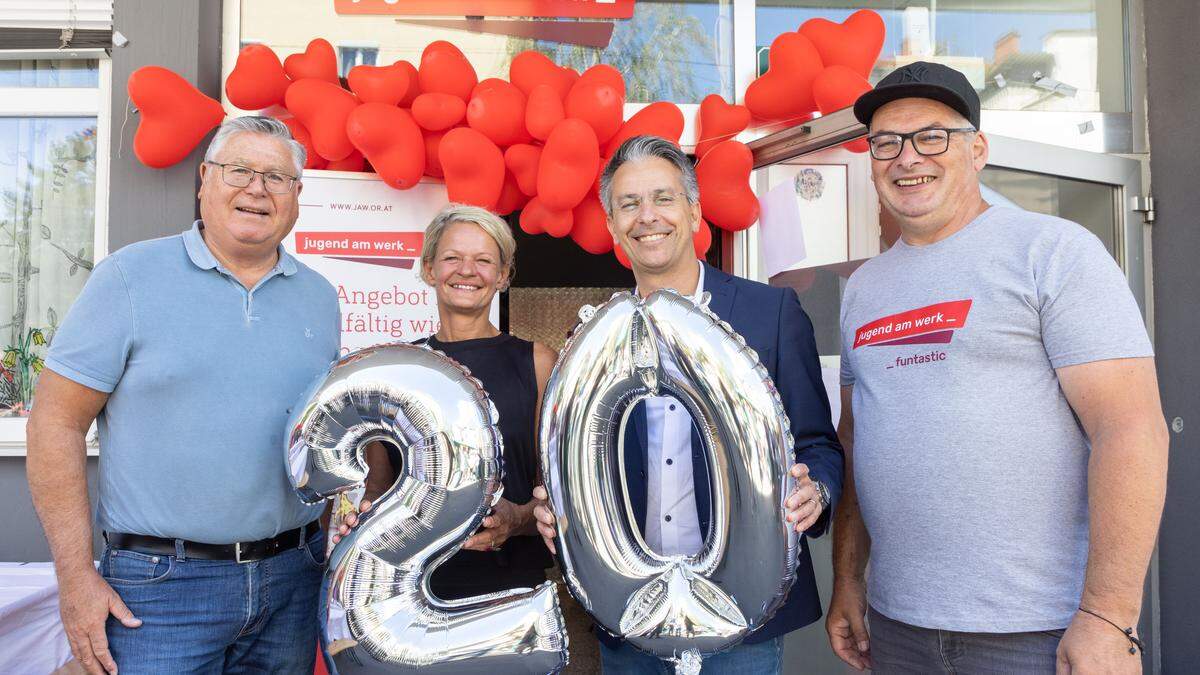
<box><xmin>599</xmin><ymin>135</ymin><xmax>699</xmax><ymax>217</ymax></box>
<box><xmin>421</xmin><ymin>203</ymin><xmax>517</xmax><ymax>281</ymax></box>
<box><xmin>203</xmin><ymin>116</ymin><xmax>306</xmax><ymax>176</ymax></box>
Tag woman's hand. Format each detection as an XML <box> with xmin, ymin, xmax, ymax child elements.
<box><xmin>332</xmin><ymin>498</ymin><xmax>373</xmax><ymax>545</ymax></box>
<box><xmin>463</xmin><ymin>497</ymin><xmax>534</xmax><ymax>551</ymax></box>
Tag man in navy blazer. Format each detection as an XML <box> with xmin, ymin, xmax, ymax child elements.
<box><xmin>534</xmin><ymin>135</ymin><xmax>843</xmax><ymax>673</ymax></box>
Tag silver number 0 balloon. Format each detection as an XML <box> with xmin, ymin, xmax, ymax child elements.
<box><xmin>286</xmin><ymin>343</ymin><xmax>568</xmax><ymax>674</ymax></box>
<box><xmin>540</xmin><ymin>290</ymin><xmax>798</xmax><ymax>670</ymax></box>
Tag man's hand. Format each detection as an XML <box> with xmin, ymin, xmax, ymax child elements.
<box><xmin>826</xmin><ymin>577</ymin><xmax>872</xmax><ymax>670</ymax></box>
<box><xmin>59</xmin><ymin>567</ymin><xmax>141</xmax><ymax>675</ymax></box>
<box><xmin>531</xmin><ymin>485</ymin><xmax>557</xmax><ymax>555</ymax></box>
<box><xmin>332</xmin><ymin>498</ymin><xmax>373</xmax><ymax>545</ymax></box>
<box><xmin>784</xmin><ymin>463</ymin><xmax>824</xmax><ymax>533</ymax></box>
<box><xmin>463</xmin><ymin>498</ymin><xmax>529</xmax><ymax>551</ymax></box>
<box><xmin>1056</xmin><ymin>610</ymin><xmax>1143</xmax><ymax>674</ymax></box>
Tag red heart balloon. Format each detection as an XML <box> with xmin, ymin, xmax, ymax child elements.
<box><xmin>411</xmin><ymin>92</ymin><xmax>467</xmax><ymax>131</ymax></box>
<box><xmin>504</xmin><ymin>144</ymin><xmax>542</xmax><ymax>197</ymax></box>
<box><xmin>396</xmin><ymin>61</ymin><xmax>421</xmax><ymax>107</ymax></box>
<box><xmin>520</xmin><ymin>197</ymin><xmax>573</xmax><ymax>237</ymax></box>
<box><xmin>569</xmin><ymin>194</ymin><xmax>613</xmax><ymax>254</ymax></box>
<box><xmin>423</xmin><ymin>128</ymin><xmax>448</xmax><ymax>178</ymax></box>
<box><xmin>128</xmin><ymin>66</ymin><xmax>225</xmax><ymax>169</ymax></box>
<box><xmin>509</xmin><ymin>51</ymin><xmax>575</xmax><ymax>101</ymax></box>
<box><xmin>347</xmin><ymin>62</ymin><xmax>412</xmax><ymax>106</ymax></box>
<box><xmin>284</xmin><ymin>79</ymin><xmax>359</xmax><ymax>161</ymax></box>
<box><xmin>283</xmin><ymin>38</ymin><xmax>339</xmax><ymax>85</ymax></box>
<box><xmin>346</xmin><ymin>103</ymin><xmax>424</xmax><ymax>189</ymax></box>
<box><xmin>744</xmin><ymin>32</ymin><xmax>824</xmax><ymax>123</ymax></box>
<box><xmin>799</xmin><ymin>9</ymin><xmax>886</xmax><ymax>79</ymax></box>
<box><xmin>695</xmin><ymin>140</ymin><xmax>759</xmax><ymax>232</ymax></box>
<box><xmin>468</xmin><ymin>78</ymin><xmax>530</xmax><ymax>147</ymax></box>
<box><xmin>325</xmin><ymin>149</ymin><xmax>365</xmax><ymax>172</ymax></box>
<box><xmin>813</xmin><ymin>64</ymin><xmax>873</xmax><ymax>114</ymax></box>
<box><xmin>526</xmin><ymin>84</ymin><xmax>565</xmax><ymax>142</ymax></box>
<box><xmin>226</xmin><ymin>44</ymin><xmax>290</xmax><ymax>111</ymax></box>
<box><xmin>578</xmin><ymin>64</ymin><xmax>625</xmax><ymax>98</ymax></box>
<box><xmin>695</xmin><ymin>94</ymin><xmax>751</xmax><ymax>160</ymax></box>
<box><xmin>561</xmin><ymin>67</ymin><xmax>580</xmax><ymax>93</ymax></box>
<box><xmin>565</xmin><ymin>79</ymin><xmax>623</xmax><ymax>144</ymax></box>
<box><xmin>813</xmin><ymin>65</ymin><xmax>873</xmax><ymax>154</ymax></box>
<box><xmin>281</xmin><ymin>117</ymin><xmax>328</xmax><ymax>170</ymax></box>
<box><xmin>418</xmin><ymin>41</ymin><xmax>477</xmax><ymax>101</ymax></box>
<box><xmin>694</xmin><ymin>219</ymin><xmax>713</xmax><ymax>258</ymax></box>
<box><xmin>495</xmin><ymin>169</ymin><xmax>530</xmax><ymax>216</ymax></box>
<box><xmin>538</xmin><ymin>118</ymin><xmax>600</xmax><ymax>212</ymax></box>
<box><xmin>439</xmin><ymin>127</ymin><xmax>504</xmax><ymax>210</ymax></box>
<box><xmin>604</xmin><ymin>102</ymin><xmax>684</xmax><ymax>156</ymax></box>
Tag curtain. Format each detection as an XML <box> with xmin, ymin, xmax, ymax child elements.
<box><xmin>0</xmin><ymin>117</ymin><xmax>96</xmax><ymax>415</ymax></box>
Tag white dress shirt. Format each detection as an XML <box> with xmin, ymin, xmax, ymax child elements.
<box><xmin>639</xmin><ymin>262</ymin><xmax>705</xmax><ymax>557</ymax></box>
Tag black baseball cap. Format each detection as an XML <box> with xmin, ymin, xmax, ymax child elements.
<box><xmin>853</xmin><ymin>61</ymin><xmax>981</xmax><ymax>130</ymax></box>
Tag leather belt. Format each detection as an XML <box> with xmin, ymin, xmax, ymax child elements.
<box><xmin>104</xmin><ymin>520</ymin><xmax>321</xmax><ymax>563</ymax></box>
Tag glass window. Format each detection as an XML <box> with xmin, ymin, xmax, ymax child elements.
<box><xmin>338</xmin><ymin>46</ymin><xmax>378</xmax><ymax>78</ymax></box>
<box><xmin>504</xmin><ymin>1</ymin><xmax>733</xmax><ymax>103</ymax></box>
<box><xmin>0</xmin><ymin>117</ymin><xmax>97</xmax><ymax>416</ymax></box>
<box><xmin>239</xmin><ymin>0</ymin><xmax>733</xmax><ymax>103</ymax></box>
<box><xmin>980</xmin><ymin>167</ymin><xmax>1116</xmax><ymax>253</ymax></box>
<box><xmin>0</xmin><ymin>59</ymin><xmax>99</xmax><ymax>88</ymax></box>
<box><xmin>755</xmin><ymin>1</ymin><xmax>1127</xmax><ymax>113</ymax></box>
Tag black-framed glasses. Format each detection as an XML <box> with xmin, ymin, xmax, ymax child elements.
<box><xmin>866</xmin><ymin>127</ymin><xmax>976</xmax><ymax>160</ymax></box>
<box><xmin>206</xmin><ymin>161</ymin><xmax>298</xmax><ymax>194</ymax></box>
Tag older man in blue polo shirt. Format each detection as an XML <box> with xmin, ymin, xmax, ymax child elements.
<box><xmin>26</xmin><ymin>116</ymin><xmax>339</xmax><ymax>674</ymax></box>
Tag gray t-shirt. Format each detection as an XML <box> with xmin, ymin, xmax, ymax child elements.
<box><xmin>839</xmin><ymin>206</ymin><xmax>1152</xmax><ymax>632</ymax></box>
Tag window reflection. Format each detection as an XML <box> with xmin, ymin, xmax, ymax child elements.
<box><xmin>0</xmin><ymin>60</ymin><xmax>99</xmax><ymax>88</ymax></box>
<box><xmin>756</xmin><ymin>1</ymin><xmax>1126</xmax><ymax>113</ymax></box>
<box><xmin>241</xmin><ymin>0</ymin><xmax>732</xmax><ymax>104</ymax></box>
<box><xmin>0</xmin><ymin>118</ymin><xmax>97</xmax><ymax>416</ymax></box>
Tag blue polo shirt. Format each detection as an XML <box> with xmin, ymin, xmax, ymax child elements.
<box><xmin>46</xmin><ymin>221</ymin><xmax>339</xmax><ymax>543</ymax></box>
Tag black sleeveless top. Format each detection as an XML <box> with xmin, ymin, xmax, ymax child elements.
<box><xmin>417</xmin><ymin>333</ymin><xmax>553</xmax><ymax>599</ymax></box>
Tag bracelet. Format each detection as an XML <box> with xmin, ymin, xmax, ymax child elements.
<box><xmin>1078</xmin><ymin>606</ymin><xmax>1143</xmax><ymax>655</ymax></box>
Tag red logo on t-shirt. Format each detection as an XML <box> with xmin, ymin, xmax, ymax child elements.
<box><xmin>853</xmin><ymin>300</ymin><xmax>973</xmax><ymax>349</ymax></box>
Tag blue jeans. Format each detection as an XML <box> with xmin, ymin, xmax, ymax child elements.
<box><xmin>101</xmin><ymin>527</ymin><xmax>325</xmax><ymax>674</ymax></box>
<box><xmin>869</xmin><ymin>606</ymin><xmax>1064</xmax><ymax>674</ymax></box>
<box><xmin>598</xmin><ymin>637</ymin><xmax>783</xmax><ymax>674</ymax></box>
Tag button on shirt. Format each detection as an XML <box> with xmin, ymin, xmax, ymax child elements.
<box><xmin>45</xmin><ymin>222</ymin><xmax>340</xmax><ymax>543</ymax></box>
<box><xmin>640</xmin><ymin>261</ymin><xmax>705</xmax><ymax>557</ymax></box>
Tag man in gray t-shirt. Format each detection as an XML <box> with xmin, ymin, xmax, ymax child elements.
<box><xmin>826</xmin><ymin>62</ymin><xmax>1168</xmax><ymax>674</ymax></box>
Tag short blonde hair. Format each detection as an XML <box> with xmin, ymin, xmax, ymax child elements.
<box><xmin>421</xmin><ymin>203</ymin><xmax>517</xmax><ymax>280</ymax></box>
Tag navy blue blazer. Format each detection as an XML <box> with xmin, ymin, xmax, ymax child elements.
<box><xmin>599</xmin><ymin>262</ymin><xmax>844</xmax><ymax>648</ymax></box>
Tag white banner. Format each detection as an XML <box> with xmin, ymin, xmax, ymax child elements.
<box><xmin>284</xmin><ymin>171</ymin><xmax>498</xmax><ymax>355</ymax></box>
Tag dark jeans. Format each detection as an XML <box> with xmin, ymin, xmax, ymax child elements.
<box><xmin>102</xmin><ymin>527</ymin><xmax>325</xmax><ymax>674</ymax></box>
<box><xmin>869</xmin><ymin>606</ymin><xmax>1064</xmax><ymax>675</ymax></box>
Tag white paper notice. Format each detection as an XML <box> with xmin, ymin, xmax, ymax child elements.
<box><xmin>759</xmin><ymin>179</ymin><xmax>807</xmax><ymax>279</ymax></box>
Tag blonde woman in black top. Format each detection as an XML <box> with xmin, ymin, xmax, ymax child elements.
<box><xmin>337</xmin><ymin>203</ymin><xmax>557</xmax><ymax>598</ymax></box>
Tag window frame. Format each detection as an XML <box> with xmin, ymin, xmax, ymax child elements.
<box><xmin>0</xmin><ymin>54</ymin><xmax>111</xmax><ymax>455</ymax></box>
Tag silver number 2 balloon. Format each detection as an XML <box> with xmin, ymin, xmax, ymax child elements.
<box><xmin>287</xmin><ymin>343</ymin><xmax>568</xmax><ymax>674</ymax></box>
<box><xmin>540</xmin><ymin>290</ymin><xmax>798</xmax><ymax>672</ymax></box>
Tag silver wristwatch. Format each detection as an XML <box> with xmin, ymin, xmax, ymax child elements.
<box><xmin>812</xmin><ymin>480</ymin><xmax>830</xmax><ymax>510</ymax></box>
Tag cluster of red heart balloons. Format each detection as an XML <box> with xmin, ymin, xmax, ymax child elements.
<box><xmin>128</xmin><ymin>13</ymin><xmax>884</xmax><ymax>263</ymax></box>
<box><xmin>745</xmin><ymin>9</ymin><xmax>885</xmax><ymax>152</ymax></box>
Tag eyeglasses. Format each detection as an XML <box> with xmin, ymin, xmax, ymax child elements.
<box><xmin>866</xmin><ymin>127</ymin><xmax>977</xmax><ymax>161</ymax></box>
<box><xmin>615</xmin><ymin>190</ymin><xmax>688</xmax><ymax>217</ymax></box>
<box><xmin>206</xmin><ymin>162</ymin><xmax>298</xmax><ymax>194</ymax></box>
